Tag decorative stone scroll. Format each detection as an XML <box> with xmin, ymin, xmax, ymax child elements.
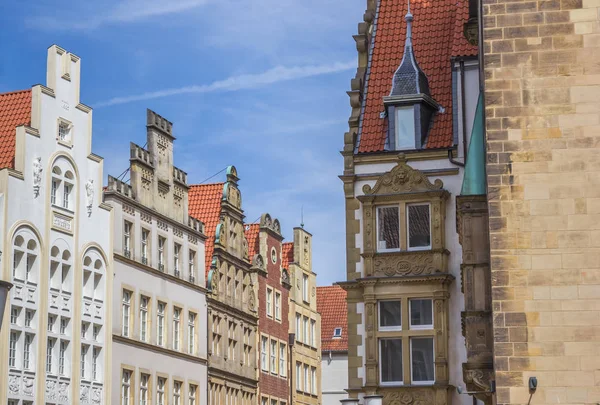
<box><xmin>85</xmin><ymin>179</ymin><xmax>94</xmax><ymax>216</ymax></box>
<box><xmin>383</xmin><ymin>389</ymin><xmax>434</xmax><ymax>405</ymax></box>
<box><xmin>33</xmin><ymin>157</ymin><xmax>43</xmax><ymax>197</ymax></box>
<box><xmin>373</xmin><ymin>252</ymin><xmax>443</xmax><ymax>277</ymax></box>
<box><xmin>260</xmin><ymin>213</ymin><xmax>282</xmax><ymax>235</ymax></box>
<box><xmin>362</xmin><ymin>154</ymin><xmax>443</xmax><ymax>195</ymax></box>
<box><xmin>252</xmin><ymin>254</ymin><xmax>265</xmax><ymax>271</ymax></box>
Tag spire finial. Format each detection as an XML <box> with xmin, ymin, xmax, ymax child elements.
<box><xmin>300</xmin><ymin>205</ymin><xmax>304</xmax><ymax>229</ymax></box>
<box><xmin>405</xmin><ymin>0</ymin><xmax>413</xmax><ymax>39</ymax></box>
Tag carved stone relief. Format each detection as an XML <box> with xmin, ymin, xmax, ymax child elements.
<box><xmin>248</xmin><ymin>290</ymin><xmax>256</xmax><ymax>312</ymax></box>
<box><xmin>383</xmin><ymin>389</ymin><xmax>434</xmax><ymax>405</ymax></box>
<box><xmin>33</xmin><ymin>157</ymin><xmax>42</xmax><ymax>197</ymax></box>
<box><xmin>8</xmin><ymin>375</ymin><xmax>19</xmax><ymax>394</ymax></box>
<box><xmin>373</xmin><ymin>253</ymin><xmax>438</xmax><ymax>277</ymax></box>
<box><xmin>23</xmin><ymin>376</ymin><xmax>34</xmax><ymax>396</ymax></box>
<box><xmin>85</xmin><ymin>179</ymin><xmax>94</xmax><ymax>216</ymax></box>
<box><xmin>91</xmin><ymin>387</ymin><xmax>102</xmax><ymax>404</ymax></box>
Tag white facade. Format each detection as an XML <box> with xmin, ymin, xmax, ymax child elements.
<box><xmin>104</xmin><ymin>110</ymin><xmax>208</xmax><ymax>405</ymax></box>
<box><xmin>321</xmin><ymin>352</ymin><xmax>348</xmax><ymax>405</ymax></box>
<box><xmin>0</xmin><ymin>45</ymin><xmax>113</xmax><ymax>404</ymax></box>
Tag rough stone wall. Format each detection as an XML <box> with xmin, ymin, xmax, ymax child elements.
<box><xmin>483</xmin><ymin>0</ymin><xmax>600</xmax><ymax>403</ymax></box>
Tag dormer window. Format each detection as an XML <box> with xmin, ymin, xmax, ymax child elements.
<box><xmin>395</xmin><ymin>107</ymin><xmax>416</xmax><ymax>150</ymax></box>
<box><xmin>333</xmin><ymin>328</ymin><xmax>342</xmax><ymax>338</ymax></box>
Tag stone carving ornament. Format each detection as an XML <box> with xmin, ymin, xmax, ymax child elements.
<box><xmin>383</xmin><ymin>389</ymin><xmax>433</xmax><ymax>405</ymax></box>
<box><xmin>80</xmin><ymin>385</ymin><xmax>90</xmax><ymax>401</ymax></box>
<box><xmin>58</xmin><ymin>382</ymin><xmax>69</xmax><ymax>402</ymax></box>
<box><xmin>8</xmin><ymin>375</ymin><xmax>19</xmax><ymax>394</ymax></box>
<box><xmin>248</xmin><ymin>290</ymin><xmax>256</xmax><ymax>312</ymax></box>
<box><xmin>46</xmin><ymin>380</ymin><xmax>57</xmax><ymax>399</ymax></box>
<box><xmin>23</xmin><ymin>376</ymin><xmax>34</xmax><ymax>396</ymax></box>
<box><xmin>92</xmin><ymin>387</ymin><xmax>102</xmax><ymax>404</ymax></box>
<box><xmin>374</xmin><ymin>254</ymin><xmax>436</xmax><ymax>277</ymax></box>
<box><xmin>362</xmin><ymin>154</ymin><xmax>443</xmax><ymax>195</ymax></box>
<box><xmin>85</xmin><ymin>179</ymin><xmax>94</xmax><ymax>216</ymax></box>
<box><xmin>33</xmin><ymin>156</ymin><xmax>43</xmax><ymax>197</ymax></box>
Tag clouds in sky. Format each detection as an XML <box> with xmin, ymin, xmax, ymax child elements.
<box><xmin>7</xmin><ymin>0</ymin><xmax>364</xmax><ymax>286</ymax></box>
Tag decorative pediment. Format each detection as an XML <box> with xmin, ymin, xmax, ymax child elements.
<box><xmin>362</xmin><ymin>154</ymin><xmax>443</xmax><ymax>195</ymax></box>
<box><xmin>252</xmin><ymin>254</ymin><xmax>265</xmax><ymax>271</ymax></box>
<box><xmin>215</xmin><ymin>223</ymin><xmax>225</xmax><ymax>246</ymax></box>
<box><xmin>260</xmin><ymin>213</ymin><xmax>282</xmax><ymax>235</ymax></box>
<box><xmin>222</xmin><ymin>182</ymin><xmax>242</xmax><ymax>209</ymax></box>
<box><xmin>282</xmin><ymin>269</ymin><xmax>291</xmax><ymax>286</ymax></box>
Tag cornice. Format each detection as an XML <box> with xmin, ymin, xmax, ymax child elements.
<box><xmin>114</xmin><ymin>253</ymin><xmax>208</xmax><ymax>293</ymax></box>
<box><xmin>207</xmin><ymin>296</ymin><xmax>258</xmax><ymax>324</ymax></box>
<box><xmin>353</xmin><ymin>168</ymin><xmax>459</xmax><ymax>182</ymax></box>
<box><xmin>76</xmin><ymin>103</ymin><xmax>92</xmax><ymax>113</ymax></box>
<box><xmin>112</xmin><ymin>334</ymin><xmax>208</xmax><ymax>365</ymax></box>
<box><xmin>7</xmin><ymin>168</ymin><xmax>24</xmax><ymax>180</ymax></box>
<box><xmin>342</xmin><ymin>273</ymin><xmax>456</xmax><ymax>287</ymax></box>
<box><xmin>354</xmin><ymin>148</ymin><xmax>457</xmax><ymax>164</ymax></box>
<box><xmin>99</xmin><ymin>202</ymin><xmax>113</xmax><ymax>212</ymax></box>
<box><xmin>208</xmin><ymin>367</ymin><xmax>258</xmax><ymax>388</ymax></box>
<box><xmin>24</xmin><ymin>126</ymin><xmax>40</xmax><ymax>137</ymax></box>
<box><xmin>39</xmin><ymin>85</ymin><xmax>55</xmax><ymax>98</ymax></box>
<box><xmin>104</xmin><ymin>193</ymin><xmax>206</xmax><ymax>240</ymax></box>
<box><xmin>88</xmin><ymin>153</ymin><xmax>103</xmax><ymax>163</ymax></box>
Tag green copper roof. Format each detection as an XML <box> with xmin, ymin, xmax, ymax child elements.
<box><xmin>461</xmin><ymin>92</ymin><xmax>486</xmax><ymax>196</ymax></box>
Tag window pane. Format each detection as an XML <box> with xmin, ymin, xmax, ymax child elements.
<box><xmin>410</xmin><ymin>299</ymin><xmax>433</xmax><ymax>328</ymax></box>
<box><xmin>380</xmin><ymin>339</ymin><xmax>403</xmax><ymax>383</ymax></box>
<box><xmin>378</xmin><ymin>207</ymin><xmax>399</xmax><ymax>250</ymax></box>
<box><xmin>379</xmin><ymin>301</ymin><xmax>401</xmax><ymax>329</ymax></box>
<box><xmin>408</xmin><ymin>204</ymin><xmax>430</xmax><ymax>248</ymax></box>
<box><xmin>395</xmin><ymin>106</ymin><xmax>415</xmax><ymax>149</ymax></box>
<box><xmin>411</xmin><ymin>337</ymin><xmax>435</xmax><ymax>383</ymax></box>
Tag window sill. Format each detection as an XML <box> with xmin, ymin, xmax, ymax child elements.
<box><xmin>52</xmin><ymin>204</ymin><xmax>74</xmax><ymax>216</ymax></box>
<box><xmin>57</xmin><ymin>139</ymin><xmax>73</xmax><ymax>149</ymax></box>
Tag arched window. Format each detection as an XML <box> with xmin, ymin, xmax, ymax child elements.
<box><xmin>49</xmin><ymin>244</ymin><xmax>72</xmax><ymax>295</ymax></box>
<box><xmin>12</xmin><ymin>232</ymin><xmax>39</xmax><ymax>285</ymax></box>
<box><xmin>50</xmin><ymin>157</ymin><xmax>76</xmax><ymax>211</ymax></box>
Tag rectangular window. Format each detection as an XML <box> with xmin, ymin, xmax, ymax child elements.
<box><xmin>46</xmin><ymin>338</ymin><xmax>54</xmax><ymax>373</ymax></box>
<box><xmin>380</xmin><ymin>338</ymin><xmax>403</xmax><ymax>385</ymax></box>
<box><xmin>189</xmin><ymin>384</ymin><xmax>197</xmax><ymax>405</ymax></box>
<box><xmin>174</xmin><ymin>244</ymin><xmax>181</xmax><ymax>275</ymax></box>
<box><xmin>81</xmin><ymin>321</ymin><xmax>88</xmax><ymax>339</ymax></box>
<box><xmin>81</xmin><ymin>345</ymin><xmax>88</xmax><ymax>379</ymax></box>
<box><xmin>410</xmin><ymin>299</ymin><xmax>434</xmax><ymax>329</ymax></box>
<box><xmin>157</xmin><ymin>377</ymin><xmax>165</xmax><ymax>405</ymax></box>
<box><xmin>304</xmin><ymin>364</ymin><xmax>309</xmax><ymax>393</ymax></box>
<box><xmin>157</xmin><ymin>302</ymin><xmax>165</xmax><ymax>346</ymax></box>
<box><xmin>58</xmin><ymin>121</ymin><xmax>70</xmax><ymax>141</ymax></box>
<box><xmin>266</xmin><ymin>288</ymin><xmax>273</xmax><ymax>317</ymax></box>
<box><xmin>48</xmin><ymin>314</ymin><xmax>55</xmax><ymax>332</ymax></box>
<box><xmin>92</xmin><ymin>347</ymin><xmax>99</xmax><ymax>380</ymax></box>
<box><xmin>275</xmin><ymin>292</ymin><xmax>281</xmax><ymax>320</ymax></box>
<box><xmin>140</xmin><ymin>296</ymin><xmax>149</xmax><ymax>342</ymax></box>
<box><xmin>9</xmin><ymin>332</ymin><xmax>18</xmax><ymax>367</ymax></box>
<box><xmin>188</xmin><ymin>312</ymin><xmax>196</xmax><ymax>354</ymax></box>
<box><xmin>173</xmin><ymin>308</ymin><xmax>181</xmax><ymax>350</ymax></box>
<box><xmin>60</xmin><ymin>317</ymin><xmax>68</xmax><ymax>335</ymax></box>
<box><xmin>10</xmin><ymin>306</ymin><xmax>19</xmax><ymax>325</ymax></box>
<box><xmin>271</xmin><ymin>400</ymin><xmax>277</xmax><ymax>405</ymax></box>
<box><xmin>261</xmin><ymin>336</ymin><xmax>268</xmax><ymax>371</ymax></box>
<box><xmin>262</xmin><ymin>398</ymin><xmax>268</xmax><ymax>405</ymax></box>
<box><xmin>279</xmin><ymin>343</ymin><xmax>286</xmax><ymax>377</ymax></box>
<box><xmin>377</xmin><ymin>206</ymin><xmax>400</xmax><ymax>251</ymax></box>
<box><xmin>158</xmin><ymin>237</ymin><xmax>165</xmax><ymax>269</ymax></box>
<box><xmin>395</xmin><ymin>106</ymin><xmax>415</xmax><ymax>149</ymax></box>
<box><xmin>122</xmin><ymin>291</ymin><xmax>131</xmax><ymax>337</ymax></box>
<box><xmin>379</xmin><ymin>301</ymin><xmax>402</xmax><ymax>331</ymax></box>
<box><xmin>303</xmin><ymin>317</ymin><xmax>309</xmax><ymax>344</ymax></box>
<box><xmin>270</xmin><ymin>339</ymin><xmax>277</xmax><ymax>374</ymax></box>
<box><xmin>296</xmin><ymin>313</ymin><xmax>301</xmax><ymax>342</ymax></box>
<box><xmin>407</xmin><ymin>203</ymin><xmax>431</xmax><ymax>250</ymax></box>
<box><xmin>310</xmin><ymin>319</ymin><xmax>316</xmax><ymax>347</ymax></box>
<box><xmin>173</xmin><ymin>381</ymin><xmax>181</xmax><ymax>405</ymax></box>
<box><xmin>59</xmin><ymin>341</ymin><xmax>67</xmax><ymax>375</ymax></box>
<box><xmin>93</xmin><ymin>325</ymin><xmax>100</xmax><ymax>341</ymax></box>
<box><xmin>51</xmin><ymin>180</ymin><xmax>58</xmax><ymax>205</ymax></box>
<box><xmin>296</xmin><ymin>362</ymin><xmax>301</xmax><ymax>390</ymax></box>
<box><xmin>25</xmin><ymin>310</ymin><xmax>33</xmax><ymax>328</ymax></box>
<box><xmin>302</xmin><ymin>273</ymin><xmax>309</xmax><ymax>302</ymax></box>
<box><xmin>63</xmin><ymin>183</ymin><xmax>71</xmax><ymax>209</ymax></box>
<box><xmin>411</xmin><ymin>337</ymin><xmax>435</xmax><ymax>384</ymax></box>
<box><xmin>189</xmin><ymin>251</ymin><xmax>196</xmax><ymax>282</ymax></box>
<box><xmin>141</xmin><ymin>229</ymin><xmax>149</xmax><ymax>264</ymax></box>
<box><xmin>311</xmin><ymin>367</ymin><xmax>317</xmax><ymax>395</ymax></box>
<box><xmin>122</xmin><ymin>370</ymin><xmax>131</xmax><ymax>405</ymax></box>
<box><xmin>23</xmin><ymin>334</ymin><xmax>32</xmax><ymax>369</ymax></box>
<box><xmin>140</xmin><ymin>374</ymin><xmax>149</xmax><ymax>405</ymax></box>
<box><xmin>123</xmin><ymin>221</ymin><xmax>131</xmax><ymax>257</ymax></box>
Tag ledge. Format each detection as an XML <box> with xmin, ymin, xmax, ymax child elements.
<box><xmin>113</xmin><ymin>334</ymin><xmax>208</xmax><ymax>365</ymax></box>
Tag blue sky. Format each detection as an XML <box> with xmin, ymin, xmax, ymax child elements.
<box><xmin>0</xmin><ymin>0</ymin><xmax>364</xmax><ymax>286</ymax></box>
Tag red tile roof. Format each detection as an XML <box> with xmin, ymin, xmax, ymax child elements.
<box><xmin>281</xmin><ymin>242</ymin><xmax>294</xmax><ymax>267</ymax></box>
<box><xmin>244</xmin><ymin>223</ymin><xmax>260</xmax><ymax>259</ymax></box>
<box><xmin>188</xmin><ymin>183</ymin><xmax>224</xmax><ymax>276</ymax></box>
<box><xmin>317</xmin><ymin>285</ymin><xmax>348</xmax><ymax>352</ymax></box>
<box><xmin>357</xmin><ymin>0</ymin><xmax>477</xmax><ymax>153</ymax></box>
<box><xmin>0</xmin><ymin>90</ymin><xmax>31</xmax><ymax>168</ymax></box>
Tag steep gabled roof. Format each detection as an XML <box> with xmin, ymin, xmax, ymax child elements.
<box><xmin>0</xmin><ymin>90</ymin><xmax>31</xmax><ymax>168</ymax></box>
<box><xmin>244</xmin><ymin>223</ymin><xmax>260</xmax><ymax>259</ymax></box>
<box><xmin>357</xmin><ymin>0</ymin><xmax>477</xmax><ymax>153</ymax></box>
<box><xmin>282</xmin><ymin>242</ymin><xmax>294</xmax><ymax>267</ymax></box>
<box><xmin>188</xmin><ymin>182</ymin><xmax>224</xmax><ymax>276</ymax></box>
<box><xmin>317</xmin><ymin>285</ymin><xmax>348</xmax><ymax>352</ymax></box>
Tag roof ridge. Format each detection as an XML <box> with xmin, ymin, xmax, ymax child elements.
<box><xmin>0</xmin><ymin>89</ymin><xmax>31</xmax><ymax>97</ymax></box>
<box><xmin>189</xmin><ymin>181</ymin><xmax>225</xmax><ymax>188</ymax></box>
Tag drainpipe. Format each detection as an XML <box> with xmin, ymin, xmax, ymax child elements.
<box><xmin>289</xmin><ymin>333</ymin><xmax>295</xmax><ymax>405</ymax></box>
<box><xmin>460</xmin><ymin>59</ymin><xmax>468</xmax><ymax>162</ymax></box>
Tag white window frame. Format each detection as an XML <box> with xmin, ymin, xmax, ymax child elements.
<box><xmin>333</xmin><ymin>327</ymin><xmax>342</xmax><ymax>338</ymax></box>
<box><xmin>173</xmin><ymin>381</ymin><xmax>182</xmax><ymax>405</ymax></box>
<box><xmin>140</xmin><ymin>373</ymin><xmax>149</xmax><ymax>405</ymax></box>
<box><xmin>157</xmin><ymin>377</ymin><xmax>166</xmax><ymax>405</ymax></box>
<box><xmin>59</xmin><ymin>340</ymin><xmax>67</xmax><ymax>376</ymax></box>
<box><xmin>303</xmin><ymin>316</ymin><xmax>309</xmax><ymax>343</ymax></box>
<box><xmin>266</xmin><ymin>287</ymin><xmax>273</xmax><ymax>318</ymax></box>
<box><xmin>378</xmin><ymin>300</ymin><xmax>402</xmax><ymax>332</ymax></box>
<box><xmin>46</xmin><ymin>337</ymin><xmax>54</xmax><ymax>373</ymax></box>
<box><xmin>406</xmin><ymin>203</ymin><xmax>432</xmax><ymax>251</ymax></box>
<box><xmin>122</xmin><ymin>290</ymin><xmax>131</xmax><ymax>337</ymax></box>
<box><xmin>157</xmin><ymin>302</ymin><xmax>165</xmax><ymax>346</ymax></box>
<box><xmin>174</xmin><ymin>243</ymin><xmax>181</xmax><ymax>274</ymax></box>
<box><xmin>304</xmin><ymin>364</ymin><xmax>309</xmax><ymax>393</ymax></box>
<box><xmin>9</xmin><ymin>332</ymin><xmax>18</xmax><ymax>367</ymax></box>
<box><xmin>410</xmin><ymin>336</ymin><xmax>435</xmax><ymax>385</ymax></box>
<box><xmin>409</xmin><ymin>298</ymin><xmax>434</xmax><ymax>330</ymax></box>
<box><xmin>140</xmin><ymin>296</ymin><xmax>149</xmax><ymax>342</ymax></box>
<box><xmin>81</xmin><ymin>344</ymin><xmax>88</xmax><ymax>379</ymax></box>
<box><xmin>270</xmin><ymin>339</ymin><xmax>277</xmax><ymax>375</ymax></box>
<box><xmin>295</xmin><ymin>362</ymin><xmax>301</xmax><ymax>390</ymax></box>
<box><xmin>189</xmin><ymin>384</ymin><xmax>197</xmax><ymax>405</ymax></box>
<box><xmin>311</xmin><ymin>367</ymin><xmax>317</xmax><ymax>395</ymax></box>
<box><xmin>158</xmin><ymin>236</ymin><xmax>166</xmax><ymax>269</ymax></box>
<box><xmin>394</xmin><ymin>106</ymin><xmax>416</xmax><ymax>150</ymax></box>
<box><xmin>295</xmin><ymin>313</ymin><xmax>301</xmax><ymax>343</ymax></box>
<box><xmin>376</xmin><ymin>205</ymin><xmax>401</xmax><ymax>252</ymax></box>
<box><xmin>279</xmin><ymin>342</ymin><xmax>287</xmax><ymax>377</ymax></box>
<box><xmin>302</xmin><ymin>273</ymin><xmax>309</xmax><ymax>302</ymax></box>
<box><xmin>141</xmin><ymin>229</ymin><xmax>149</xmax><ymax>263</ymax></box>
<box><xmin>261</xmin><ymin>336</ymin><xmax>268</xmax><ymax>372</ymax></box>
<box><xmin>92</xmin><ymin>347</ymin><xmax>99</xmax><ymax>381</ymax></box>
<box><xmin>275</xmin><ymin>292</ymin><xmax>281</xmax><ymax>321</ymax></box>
<box><xmin>122</xmin><ymin>369</ymin><xmax>131</xmax><ymax>405</ymax></box>
<box><xmin>123</xmin><ymin>221</ymin><xmax>131</xmax><ymax>256</ymax></box>
<box><xmin>173</xmin><ymin>307</ymin><xmax>181</xmax><ymax>351</ymax></box>
<box><xmin>188</xmin><ymin>312</ymin><xmax>196</xmax><ymax>354</ymax></box>
<box><xmin>23</xmin><ymin>333</ymin><xmax>32</xmax><ymax>370</ymax></box>
<box><xmin>379</xmin><ymin>338</ymin><xmax>404</xmax><ymax>386</ymax></box>
<box><xmin>189</xmin><ymin>250</ymin><xmax>196</xmax><ymax>281</ymax></box>
<box><xmin>310</xmin><ymin>319</ymin><xmax>316</xmax><ymax>347</ymax></box>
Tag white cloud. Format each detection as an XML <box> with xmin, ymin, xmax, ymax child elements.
<box><xmin>27</xmin><ymin>0</ymin><xmax>209</xmax><ymax>31</ymax></box>
<box><xmin>95</xmin><ymin>61</ymin><xmax>355</xmax><ymax>107</ymax></box>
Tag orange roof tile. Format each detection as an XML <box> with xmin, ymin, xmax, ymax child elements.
<box><xmin>0</xmin><ymin>90</ymin><xmax>31</xmax><ymax>168</ymax></box>
<box><xmin>244</xmin><ymin>223</ymin><xmax>260</xmax><ymax>259</ymax></box>
<box><xmin>357</xmin><ymin>0</ymin><xmax>477</xmax><ymax>153</ymax></box>
<box><xmin>188</xmin><ymin>182</ymin><xmax>224</xmax><ymax>276</ymax></box>
<box><xmin>317</xmin><ymin>285</ymin><xmax>348</xmax><ymax>352</ymax></box>
<box><xmin>282</xmin><ymin>242</ymin><xmax>294</xmax><ymax>267</ymax></box>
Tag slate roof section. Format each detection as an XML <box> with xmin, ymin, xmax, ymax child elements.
<box><xmin>282</xmin><ymin>242</ymin><xmax>294</xmax><ymax>267</ymax></box>
<box><xmin>317</xmin><ymin>285</ymin><xmax>348</xmax><ymax>352</ymax></box>
<box><xmin>188</xmin><ymin>182</ymin><xmax>224</xmax><ymax>276</ymax></box>
<box><xmin>0</xmin><ymin>90</ymin><xmax>31</xmax><ymax>168</ymax></box>
<box><xmin>357</xmin><ymin>0</ymin><xmax>477</xmax><ymax>153</ymax></box>
<box><xmin>244</xmin><ymin>223</ymin><xmax>260</xmax><ymax>259</ymax></box>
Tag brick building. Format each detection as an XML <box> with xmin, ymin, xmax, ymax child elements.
<box><xmin>246</xmin><ymin>216</ymin><xmax>292</xmax><ymax>405</ymax></box>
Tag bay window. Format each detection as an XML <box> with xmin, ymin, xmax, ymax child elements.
<box><xmin>380</xmin><ymin>338</ymin><xmax>403</xmax><ymax>385</ymax></box>
<box><xmin>377</xmin><ymin>206</ymin><xmax>400</xmax><ymax>251</ymax></box>
<box><xmin>411</xmin><ymin>337</ymin><xmax>435</xmax><ymax>384</ymax></box>
<box><xmin>376</xmin><ymin>203</ymin><xmax>432</xmax><ymax>252</ymax></box>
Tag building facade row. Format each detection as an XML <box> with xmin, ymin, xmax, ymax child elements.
<box><xmin>0</xmin><ymin>45</ymin><xmax>322</xmax><ymax>404</ymax></box>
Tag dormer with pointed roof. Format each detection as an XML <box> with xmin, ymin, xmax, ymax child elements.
<box><xmin>383</xmin><ymin>1</ymin><xmax>440</xmax><ymax>151</ymax></box>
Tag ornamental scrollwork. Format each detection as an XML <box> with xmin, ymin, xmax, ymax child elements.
<box><xmin>362</xmin><ymin>154</ymin><xmax>443</xmax><ymax>195</ymax></box>
<box><xmin>373</xmin><ymin>254</ymin><xmax>437</xmax><ymax>277</ymax></box>
<box><xmin>383</xmin><ymin>389</ymin><xmax>433</xmax><ymax>405</ymax></box>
